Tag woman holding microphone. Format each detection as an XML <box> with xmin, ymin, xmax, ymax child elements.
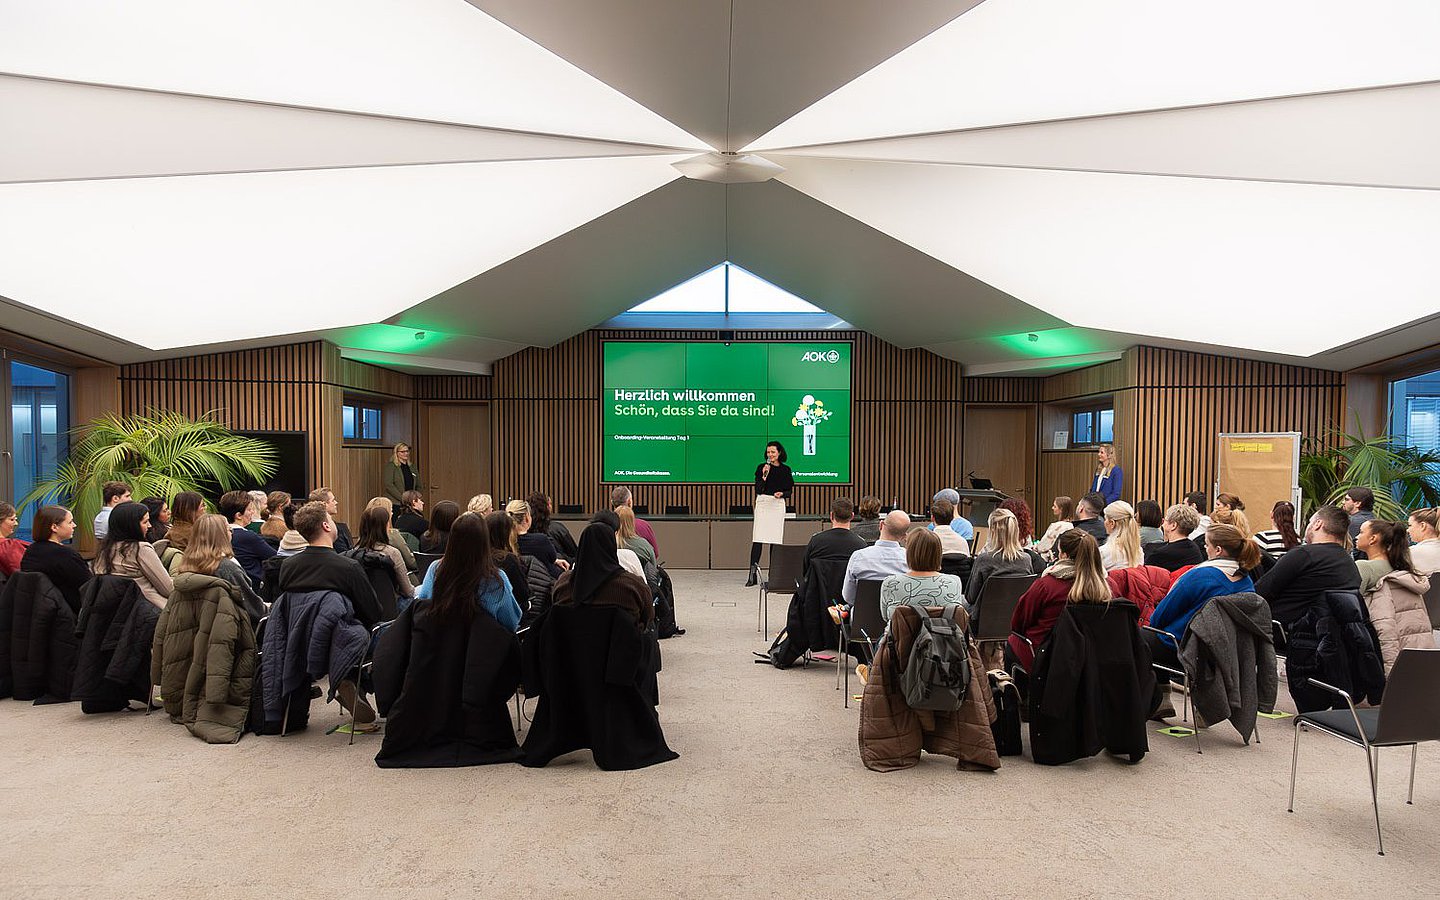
<box><xmin>746</xmin><ymin>441</ymin><xmax>793</xmax><ymax>586</ymax></box>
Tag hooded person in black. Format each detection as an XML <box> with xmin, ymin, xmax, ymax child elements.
<box><xmin>550</xmin><ymin>523</ymin><xmax>653</xmax><ymax>628</ymax></box>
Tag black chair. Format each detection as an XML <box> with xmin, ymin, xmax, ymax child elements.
<box><xmin>1288</xmin><ymin>648</ymin><xmax>1440</xmax><ymax>855</ymax></box>
<box><xmin>939</xmin><ymin>553</ymin><xmax>972</xmax><ymax>583</ymax></box>
<box><xmin>1424</xmin><ymin>579</ymin><xmax>1440</xmax><ymax>630</ymax></box>
<box><xmin>839</xmin><ymin>579</ymin><xmax>886</xmax><ymax>705</ymax></box>
<box><xmin>758</xmin><ymin>544</ymin><xmax>805</xmax><ymax>634</ymax></box>
<box><xmin>664</xmin><ymin>505</ymin><xmax>689</xmax><ymax>516</ymax></box>
<box><xmin>971</xmin><ymin>574</ymin><xmax>1037</xmax><ymax>644</ymax></box>
<box><xmin>632</xmin><ymin>505</ymin><xmax>649</xmax><ymax>515</ymax></box>
<box><xmin>414</xmin><ymin>552</ymin><xmax>443</xmax><ymax>582</ymax></box>
<box><xmin>558</xmin><ymin>504</ymin><xmax>584</xmax><ymax>515</ymax></box>
<box><xmin>729</xmin><ymin>504</ymin><xmax>753</xmax><ymax>516</ymax></box>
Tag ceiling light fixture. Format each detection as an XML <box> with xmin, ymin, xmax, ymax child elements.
<box><xmin>672</xmin><ymin>151</ymin><xmax>784</xmax><ymax>184</ymax></box>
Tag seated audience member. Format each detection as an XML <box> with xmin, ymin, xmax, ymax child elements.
<box><xmin>483</xmin><ymin>511</ymin><xmax>533</xmax><ymax>618</ymax></box>
<box><xmin>999</xmin><ymin>497</ymin><xmax>1035</xmax><ymax>545</ymax></box>
<box><xmin>880</xmin><ymin>528</ymin><xmax>964</xmax><ymax>624</ymax></box>
<box><xmin>416</xmin><ymin>512</ymin><xmax>521</xmax><ymax>632</ymax></box>
<box><xmin>528</xmin><ymin>492</ymin><xmax>579</xmax><ymax>562</ymax></box>
<box><xmin>140</xmin><ymin>496</ymin><xmax>170</xmax><ymax>543</ymax></box>
<box><xmin>307</xmin><ymin>488</ymin><xmax>354</xmax><ymax>552</ymax></box>
<box><xmin>804</xmin><ymin>497</ymin><xmax>868</xmax><ymax>574</ymax></box>
<box><xmin>928</xmin><ymin>498</ymin><xmax>971</xmax><ymax>555</ymax></box>
<box><xmin>275</xmin><ymin>503</ymin><xmax>306</xmax><ymax>557</ymax></box>
<box><xmin>420</xmin><ymin>500</ymin><xmax>460</xmax><ymax>554</ymax></box>
<box><xmin>466</xmin><ymin>493</ymin><xmax>494</xmax><ymax>516</ymax></box>
<box><xmin>508</xmin><ymin>499</ymin><xmax>569</xmax><ymax>577</ymax></box>
<box><xmin>1071</xmin><ymin>492</ymin><xmax>1109</xmax><ymax>543</ymax></box>
<box><xmin>1007</xmin><ymin>529</ymin><xmax>1111</xmax><ymax>673</ymax></box>
<box><xmin>1255</xmin><ymin>505</ymin><xmax>1360</xmax><ymax>630</ymax></box>
<box><xmin>92</xmin><ymin>501</ymin><xmax>172</xmax><ymax>609</ymax></box>
<box><xmin>356</xmin><ymin>506</ymin><xmax>416</xmax><ymax>605</ymax></box>
<box><xmin>157</xmin><ymin>491</ymin><xmax>205</xmax><ymax>565</ymax></box>
<box><xmin>842</xmin><ymin>510</ymin><xmax>911</xmax><ymax>604</ymax></box>
<box><xmin>589</xmin><ymin>509</ymin><xmax>645</xmax><ymax>579</ymax></box>
<box><xmin>1144</xmin><ymin>525</ymin><xmax>1260</xmax><ymax>707</ymax></box>
<box><xmin>1184</xmin><ymin>491</ymin><xmax>1211</xmax><ymax>538</ymax></box>
<box><xmin>1254</xmin><ymin>500</ymin><xmax>1301</xmax><ymax>558</ymax></box>
<box><xmin>0</xmin><ymin>501</ymin><xmax>30</xmax><ymax>576</ymax></box>
<box><xmin>177</xmin><ymin>513</ymin><xmax>266</xmax><ymax>623</ymax></box>
<box><xmin>1407</xmin><ymin>507</ymin><xmax>1440</xmax><ymax>575</ymax></box>
<box><xmin>245</xmin><ymin>491</ymin><xmax>268</xmax><ymax>534</ymax></box>
<box><xmin>610</xmin><ymin>486</ymin><xmax>659</xmax><ymax>555</ymax></box>
<box><xmin>615</xmin><ymin>505</ymin><xmax>657</xmax><ymax>569</ymax></box>
<box><xmin>1144</xmin><ymin>504</ymin><xmax>1206</xmax><ymax>571</ymax></box>
<box><xmin>1034</xmin><ymin>495</ymin><xmax>1076</xmax><ymax>560</ymax></box>
<box><xmin>969</xmin><ymin>508</ymin><xmax>1043</xmax><ymax>604</ymax></box>
<box><xmin>394</xmin><ymin>490</ymin><xmax>428</xmax><ymax>540</ymax></box>
<box><xmin>850</xmin><ymin>495</ymin><xmax>884</xmax><ymax>543</ymax></box>
<box><xmin>92</xmin><ymin>480</ymin><xmax>132</xmax><ymax>541</ymax></box>
<box><xmin>365</xmin><ymin>496</ymin><xmax>418</xmax><ymax>576</ymax></box>
<box><xmin>1195</xmin><ymin>505</ymin><xmax>1252</xmax><ymax>557</ymax></box>
<box><xmin>931</xmin><ymin>489</ymin><xmax>975</xmax><ymax>541</ymax></box>
<box><xmin>1341</xmin><ymin>487</ymin><xmax>1375</xmax><ymax>540</ymax></box>
<box><xmin>220</xmin><ymin>490</ymin><xmax>277</xmax><ymax>585</ymax></box>
<box><xmin>1099</xmin><ymin>501</ymin><xmax>1144</xmax><ymax>571</ymax></box>
<box><xmin>551</xmin><ymin>522</ymin><xmax>653</xmax><ymax>628</ymax></box>
<box><xmin>1354</xmin><ymin>519</ymin><xmax>1435</xmax><ymax>672</ymax></box>
<box><xmin>277</xmin><ymin>501</ymin><xmax>382</xmax><ymax>628</ymax></box>
<box><xmin>261</xmin><ymin>492</ymin><xmax>291</xmax><ymax>541</ymax></box>
<box><xmin>1214</xmin><ymin>492</ymin><xmax>1245</xmax><ymax>519</ymax></box>
<box><xmin>1136</xmin><ymin>500</ymin><xmax>1165</xmax><ymax>546</ymax></box>
<box><xmin>20</xmin><ymin>505</ymin><xmax>91</xmax><ymax>611</ymax></box>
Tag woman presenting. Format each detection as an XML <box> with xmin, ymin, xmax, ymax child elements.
<box><xmin>1091</xmin><ymin>443</ymin><xmax>1123</xmax><ymax>505</ymax></box>
<box><xmin>746</xmin><ymin>441</ymin><xmax>793</xmax><ymax>587</ymax></box>
<box><xmin>383</xmin><ymin>442</ymin><xmax>424</xmax><ymax>506</ymax></box>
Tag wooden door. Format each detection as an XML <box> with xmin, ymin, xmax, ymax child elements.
<box><xmin>963</xmin><ymin>405</ymin><xmax>1038</xmax><ymax>505</ymax></box>
<box><xmin>421</xmin><ymin>403</ymin><xmax>490</xmax><ymax>506</ymax></box>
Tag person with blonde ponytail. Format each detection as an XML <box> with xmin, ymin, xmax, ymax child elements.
<box><xmin>1407</xmin><ymin>507</ymin><xmax>1440</xmax><ymax>574</ymax></box>
<box><xmin>1099</xmin><ymin>501</ymin><xmax>1144</xmax><ymax>570</ymax></box>
<box><xmin>968</xmin><ymin>508</ymin><xmax>1043</xmax><ymax>603</ymax></box>
<box><xmin>1145</xmin><ymin>524</ymin><xmax>1261</xmax><ymax>712</ymax></box>
<box><xmin>1006</xmin><ymin>529</ymin><xmax>1112</xmax><ymax>672</ymax></box>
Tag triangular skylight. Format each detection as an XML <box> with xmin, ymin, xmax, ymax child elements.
<box><xmin>626</xmin><ymin>262</ymin><xmax>826</xmax><ymax>314</ymax></box>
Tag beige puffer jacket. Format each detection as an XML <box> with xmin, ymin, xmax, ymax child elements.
<box><xmin>1363</xmin><ymin>569</ymin><xmax>1435</xmax><ymax>673</ymax></box>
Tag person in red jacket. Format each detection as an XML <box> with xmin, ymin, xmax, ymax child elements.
<box><xmin>1105</xmin><ymin>564</ymin><xmax>1175</xmax><ymax>626</ymax></box>
<box><xmin>0</xmin><ymin>501</ymin><xmax>29</xmax><ymax>576</ymax></box>
<box><xmin>1007</xmin><ymin>528</ymin><xmax>1112</xmax><ymax>673</ymax></box>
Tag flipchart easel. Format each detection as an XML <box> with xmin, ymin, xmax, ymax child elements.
<box><xmin>1214</xmin><ymin>432</ymin><xmax>1303</xmax><ymax>520</ymax></box>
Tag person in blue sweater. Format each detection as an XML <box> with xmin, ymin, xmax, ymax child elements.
<box><xmin>1090</xmin><ymin>444</ymin><xmax>1124</xmax><ymax>505</ymax></box>
<box><xmin>414</xmin><ymin>512</ymin><xmax>521</xmax><ymax>632</ymax></box>
<box><xmin>1143</xmin><ymin>524</ymin><xmax>1261</xmax><ymax>718</ymax></box>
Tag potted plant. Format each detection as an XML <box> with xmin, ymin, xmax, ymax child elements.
<box><xmin>23</xmin><ymin>409</ymin><xmax>278</xmax><ymax>535</ymax></box>
<box><xmin>1298</xmin><ymin>425</ymin><xmax>1440</xmax><ymax>520</ymax></box>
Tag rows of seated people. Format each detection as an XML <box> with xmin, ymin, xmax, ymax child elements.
<box><xmin>0</xmin><ymin>482</ymin><xmax>681</xmax><ymax>770</ymax></box>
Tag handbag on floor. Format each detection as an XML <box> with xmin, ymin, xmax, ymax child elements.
<box><xmin>988</xmin><ymin>670</ymin><xmax>1023</xmax><ymax>756</ymax></box>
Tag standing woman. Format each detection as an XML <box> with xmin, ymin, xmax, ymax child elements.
<box><xmin>1092</xmin><ymin>444</ymin><xmax>1123</xmax><ymax>505</ymax></box>
<box><xmin>746</xmin><ymin>440</ymin><xmax>793</xmax><ymax>587</ymax></box>
<box><xmin>1253</xmin><ymin>500</ymin><xmax>1301</xmax><ymax>558</ymax></box>
<box><xmin>140</xmin><ymin>497</ymin><xmax>171</xmax><ymax>543</ymax></box>
<box><xmin>20</xmin><ymin>506</ymin><xmax>92</xmax><ymax>611</ymax></box>
<box><xmin>91</xmin><ymin>501</ymin><xmax>172</xmax><ymax>609</ymax></box>
<box><xmin>383</xmin><ymin>443</ymin><xmax>423</xmax><ymax>507</ymax></box>
<box><xmin>1407</xmin><ymin>507</ymin><xmax>1440</xmax><ymax>575</ymax></box>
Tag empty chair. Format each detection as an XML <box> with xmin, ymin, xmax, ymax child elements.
<box><xmin>414</xmin><ymin>552</ymin><xmax>444</xmax><ymax>582</ymax></box>
<box><xmin>1289</xmin><ymin>648</ymin><xmax>1440</xmax><ymax>855</ymax></box>
<box><xmin>970</xmin><ymin>574</ymin><xmax>1038</xmax><ymax>644</ymax></box>
<box><xmin>758</xmin><ymin>543</ymin><xmax>805</xmax><ymax>634</ymax></box>
<box><xmin>1424</xmin><ymin>578</ymin><xmax>1440</xmax><ymax>630</ymax></box>
<box><xmin>940</xmin><ymin>553</ymin><xmax>972</xmax><ymax>584</ymax></box>
<box><xmin>664</xmin><ymin>505</ymin><xmax>690</xmax><ymax>516</ymax></box>
<box><xmin>839</xmin><ymin>578</ymin><xmax>886</xmax><ymax>705</ymax></box>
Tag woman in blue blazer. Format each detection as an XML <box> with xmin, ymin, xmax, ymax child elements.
<box><xmin>1091</xmin><ymin>443</ymin><xmax>1123</xmax><ymax>504</ymax></box>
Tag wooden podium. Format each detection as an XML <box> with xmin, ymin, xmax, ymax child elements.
<box><xmin>956</xmin><ymin>488</ymin><xmax>1009</xmax><ymax>529</ymax></box>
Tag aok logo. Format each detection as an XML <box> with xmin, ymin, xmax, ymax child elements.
<box><xmin>801</xmin><ymin>350</ymin><xmax>841</xmax><ymax>363</ymax></box>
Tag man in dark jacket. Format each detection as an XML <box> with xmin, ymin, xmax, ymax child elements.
<box><xmin>1071</xmin><ymin>493</ymin><xmax>1109</xmax><ymax>544</ymax></box>
<box><xmin>278</xmin><ymin>502</ymin><xmax>382</xmax><ymax>628</ymax></box>
<box><xmin>1256</xmin><ymin>505</ymin><xmax>1360</xmax><ymax>628</ymax></box>
<box><xmin>803</xmin><ymin>497</ymin><xmax>868</xmax><ymax>576</ymax></box>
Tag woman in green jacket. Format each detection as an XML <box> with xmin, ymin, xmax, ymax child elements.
<box><xmin>383</xmin><ymin>443</ymin><xmax>423</xmax><ymax>506</ymax></box>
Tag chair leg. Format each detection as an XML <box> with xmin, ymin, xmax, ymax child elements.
<box><xmin>145</xmin><ymin>683</ymin><xmax>154</xmax><ymax>716</ymax></box>
<box><xmin>1288</xmin><ymin>720</ymin><xmax>1302</xmax><ymax>813</ymax></box>
<box><xmin>843</xmin><ymin>646</ymin><xmax>850</xmax><ymax>709</ymax></box>
<box><xmin>1365</xmin><ymin>742</ymin><xmax>1385</xmax><ymax>855</ymax></box>
<box><xmin>281</xmin><ymin>698</ymin><xmax>291</xmax><ymax>737</ymax></box>
<box><xmin>757</xmin><ymin>588</ymin><xmax>765</xmax><ymax>634</ymax></box>
<box><xmin>1408</xmin><ymin>744</ymin><xmax>1417</xmax><ymax>805</ymax></box>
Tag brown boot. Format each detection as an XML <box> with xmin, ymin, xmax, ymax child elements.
<box><xmin>336</xmin><ymin>679</ymin><xmax>376</xmax><ymax>725</ymax></box>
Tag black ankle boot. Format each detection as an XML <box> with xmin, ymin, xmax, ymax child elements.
<box><xmin>744</xmin><ymin>563</ymin><xmax>759</xmax><ymax>587</ymax></box>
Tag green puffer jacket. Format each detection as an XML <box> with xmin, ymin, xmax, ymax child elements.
<box><xmin>149</xmin><ymin>572</ymin><xmax>257</xmax><ymax>744</ymax></box>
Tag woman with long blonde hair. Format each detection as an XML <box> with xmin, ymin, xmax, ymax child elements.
<box><xmin>1091</xmin><ymin>443</ymin><xmax>1124</xmax><ymax>505</ymax></box>
<box><xmin>1100</xmin><ymin>500</ymin><xmax>1144</xmax><ymax>570</ymax></box>
<box><xmin>508</xmin><ymin>499</ymin><xmax>568</xmax><ymax>576</ymax></box>
<box><xmin>969</xmin><ymin>508</ymin><xmax>1043</xmax><ymax>605</ymax></box>
<box><xmin>175</xmin><ymin>513</ymin><xmax>266</xmax><ymax>621</ymax></box>
<box><xmin>614</xmin><ymin>504</ymin><xmax>656</xmax><ymax>568</ymax></box>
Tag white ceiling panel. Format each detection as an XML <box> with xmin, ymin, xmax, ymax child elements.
<box><xmin>774</xmin><ymin>155</ymin><xmax>1440</xmax><ymax>356</ymax></box>
<box><xmin>749</xmin><ymin>0</ymin><xmax>1440</xmax><ymax>149</ymax></box>
<box><xmin>0</xmin><ymin>155</ymin><xmax>684</xmax><ymax>349</ymax></box>
<box><xmin>777</xmin><ymin>82</ymin><xmax>1440</xmax><ymax>190</ymax></box>
<box><xmin>0</xmin><ymin>0</ymin><xmax>705</xmax><ymax>149</ymax></box>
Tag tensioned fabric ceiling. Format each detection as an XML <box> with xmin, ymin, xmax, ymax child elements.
<box><xmin>2</xmin><ymin>0</ymin><xmax>1439</xmax><ymax>375</ymax></box>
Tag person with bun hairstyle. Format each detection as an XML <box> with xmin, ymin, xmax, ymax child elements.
<box><xmin>1145</xmin><ymin>524</ymin><xmax>1261</xmax><ymax>695</ymax></box>
<box><xmin>1406</xmin><ymin>507</ymin><xmax>1440</xmax><ymax>575</ymax></box>
<box><xmin>1006</xmin><ymin>528</ymin><xmax>1112</xmax><ymax>673</ymax></box>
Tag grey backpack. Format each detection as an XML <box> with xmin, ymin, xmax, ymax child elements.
<box><xmin>895</xmin><ymin>606</ymin><xmax>971</xmax><ymax>711</ymax></box>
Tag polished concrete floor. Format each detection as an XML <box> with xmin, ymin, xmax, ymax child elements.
<box><xmin>1</xmin><ymin>569</ymin><xmax>1435</xmax><ymax>898</ymax></box>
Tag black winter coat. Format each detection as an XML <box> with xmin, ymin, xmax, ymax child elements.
<box><xmin>0</xmin><ymin>571</ymin><xmax>79</xmax><ymax>703</ymax></box>
<box><xmin>1027</xmin><ymin>600</ymin><xmax>1155</xmax><ymax>765</ymax></box>
<box><xmin>518</xmin><ymin>554</ymin><xmax>554</xmax><ymax>630</ymax></box>
<box><xmin>521</xmin><ymin>603</ymin><xmax>677</xmax><ymax>771</ymax></box>
<box><xmin>1284</xmin><ymin>590</ymin><xmax>1386</xmax><ymax>713</ymax></box>
<box><xmin>73</xmin><ymin>576</ymin><xmax>160</xmax><ymax>713</ymax></box>
<box><xmin>372</xmin><ymin>599</ymin><xmax>523</xmax><ymax>768</ymax></box>
<box><xmin>769</xmin><ymin>556</ymin><xmax>850</xmax><ymax>667</ymax></box>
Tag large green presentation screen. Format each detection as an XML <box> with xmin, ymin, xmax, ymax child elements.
<box><xmin>603</xmin><ymin>341</ymin><xmax>852</xmax><ymax>484</ymax></box>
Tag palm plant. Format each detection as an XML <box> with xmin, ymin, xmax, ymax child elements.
<box><xmin>23</xmin><ymin>409</ymin><xmax>278</xmax><ymax>535</ymax></box>
<box><xmin>1298</xmin><ymin>424</ymin><xmax>1440</xmax><ymax>520</ymax></box>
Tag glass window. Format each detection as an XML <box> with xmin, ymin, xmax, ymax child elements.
<box><xmin>342</xmin><ymin>401</ymin><xmax>382</xmax><ymax>442</ymax></box>
<box><xmin>1098</xmin><ymin>408</ymin><xmax>1114</xmax><ymax>443</ymax></box>
<box><xmin>1072</xmin><ymin>410</ymin><xmax>1093</xmax><ymax>444</ymax></box>
<box><xmin>10</xmin><ymin>361</ymin><xmax>70</xmax><ymax>541</ymax></box>
<box><xmin>342</xmin><ymin>404</ymin><xmax>357</xmax><ymax>440</ymax></box>
<box><xmin>361</xmin><ymin>406</ymin><xmax>382</xmax><ymax>440</ymax></box>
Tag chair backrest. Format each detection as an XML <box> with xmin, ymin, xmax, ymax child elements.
<box><xmin>1374</xmin><ymin>648</ymin><xmax>1440</xmax><ymax>745</ymax></box>
<box><xmin>665</xmin><ymin>505</ymin><xmax>690</xmax><ymax>516</ymax></box>
<box><xmin>729</xmin><ymin>504</ymin><xmax>753</xmax><ymax>516</ymax></box>
<box><xmin>940</xmin><ymin>552</ymin><xmax>972</xmax><ymax>581</ymax></box>
<box><xmin>414</xmin><ymin>552</ymin><xmax>444</xmax><ymax>581</ymax></box>
<box><xmin>972</xmin><ymin>574</ymin><xmax>1038</xmax><ymax>643</ymax></box>
<box><xmin>850</xmin><ymin>579</ymin><xmax>887</xmax><ymax>640</ymax></box>
<box><xmin>558</xmin><ymin>503</ymin><xmax>584</xmax><ymax>515</ymax></box>
<box><xmin>765</xmin><ymin>544</ymin><xmax>806</xmax><ymax>594</ymax></box>
<box><xmin>1424</xmin><ymin>578</ymin><xmax>1440</xmax><ymax>630</ymax></box>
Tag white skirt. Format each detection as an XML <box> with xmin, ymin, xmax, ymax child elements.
<box><xmin>752</xmin><ymin>493</ymin><xmax>787</xmax><ymax>545</ymax></box>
